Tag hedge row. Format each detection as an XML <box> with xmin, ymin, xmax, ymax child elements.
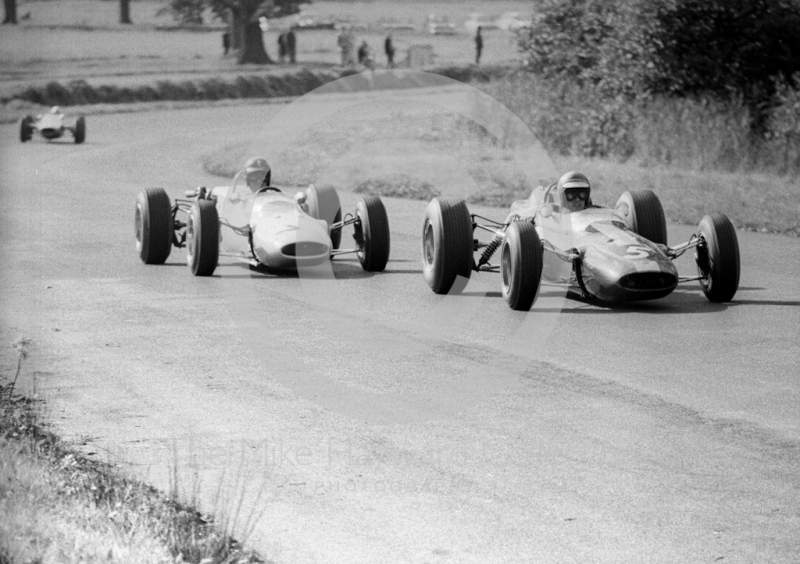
<box><xmin>7</xmin><ymin>65</ymin><xmax>512</xmax><ymax>107</ymax></box>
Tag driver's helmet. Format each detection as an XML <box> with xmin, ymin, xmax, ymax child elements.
<box><xmin>557</xmin><ymin>171</ymin><xmax>591</xmax><ymax>212</ymax></box>
<box><xmin>244</xmin><ymin>156</ymin><xmax>271</xmax><ymax>192</ymax></box>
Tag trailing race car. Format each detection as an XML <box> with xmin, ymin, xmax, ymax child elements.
<box><xmin>422</xmin><ymin>171</ymin><xmax>740</xmax><ymax>311</ymax></box>
<box><xmin>135</xmin><ymin>158</ymin><xmax>390</xmax><ymax>277</ymax></box>
<box><xmin>20</xmin><ymin>106</ymin><xmax>86</xmax><ymax>144</ymax></box>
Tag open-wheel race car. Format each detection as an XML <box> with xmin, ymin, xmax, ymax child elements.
<box><xmin>422</xmin><ymin>171</ymin><xmax>740</xmax><ymax>311</ymax></box>
<box><xmin>20</xmin><ymin>106</ymin><xmax>86</xmax><ymax>144</ymax></box>
<box><xmin>135</xmin><ymin>158</ymin><xmax>390</xmax><ymax>276</ymax></box>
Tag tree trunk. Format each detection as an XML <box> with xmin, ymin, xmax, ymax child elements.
<box><xmin>238</xmin><ymin>20</ymin><xmax>273</xmax><ymax>65</ymax></box>
<box><xmin>120</xmin><ymin>0</ymin><xmax>131</xmax><ymax>24</ymax></box>
<box><xmin>3</xmin><ymin>0</ymin><xmax>17</xmax><ymax>24</ymax></box>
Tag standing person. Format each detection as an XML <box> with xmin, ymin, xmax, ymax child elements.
<box><xmin>357</xmin><ymin>40</ymin><xmax>368</xmax><ymax>65</ymax></box>
<box><xmin>475</xmin><ymin>26</ymin><xmax>483</xmax><ymax>64</ymax></box>
<box><xmin>337</xmin><ymin>28</ymin><xmax>354</xmax><ymax>66</ymax></box>
<box><xmin>278</xmin><ymin>31</ymin><xmax>287</xmax><ymax>64</ymax></box>
<box><xmin>287</xmin><ymin>29</ymin><xmax>297</xmax><ymax>64</ymax></box>
<box><xmin>384</xmin><ymin>33</ymin><xmax>395</xmax><ymax>68</ymax></box>
<box><xmin>222</xmin><ymin>32</ymin><xmax>231</xmax><ymax>56</ymax></box>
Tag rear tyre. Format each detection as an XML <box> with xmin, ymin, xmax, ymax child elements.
<box><xmin>19</xmin><ymin>116</ymin><xmax>33</xmax><ymax>142</ymax></box>
<box><xmin>422</xmin><ymin>198</ymin><xmax>473</xmax><ymax>294</ymax></box>
<box><xmin>500</xmin><ymin>221</ymin><xmax>543</xmax><ymax>311</ymax></box>
<box><xmin>355</xmin><ymin>196</ymin><xmax>390</xmax><ymax>272</ymax></box>
<box><xmin>73</xmin><ymin>116</ymin><xmax>86</xmax><ymax>144</ymax></box>
<box><xmin>695</xmin><ymin>213</ymin><xmax>740</xmax><ymax>302</ymax></box>
<box><xmin>187</xmin><ymin>200</ymin><xmax>219</xmax><ymax>277</ymax></box>
<box><xmin>135</xmin><ymin>188</ymin><xmax>173</xmax><ymax>264</ymax></box>
<box><xmin>306</xmin><ymin>184</ymin><xmax>342</xmax><ymax>250</ymax></box>
<box><xmin>615</xmin><ymin>190</ymin><xmax>667</xmax><ymax>245</ymax></box>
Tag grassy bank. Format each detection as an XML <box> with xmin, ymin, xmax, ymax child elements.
<box><xmin>201</xmin><ymin>114</ymin><xmax>799</xmax><ymax>238</ymax></box>
<box><xmin>3</xmin><ymin>65</ymin><xmax>510</xmax><ymax>108</ymax></box>
<box><xmin>0</xmin><ymin>373</ymin><xmax>263</xmax><ymax>564</ymax></box>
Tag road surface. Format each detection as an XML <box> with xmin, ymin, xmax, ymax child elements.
<box><xmin>1</xmin><ymin>100</ymin><xmax>798</xmax><ymax>564</ymax></box>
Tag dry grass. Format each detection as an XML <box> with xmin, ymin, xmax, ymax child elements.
<box><xmin>201</xmin><ymin>97</ymin><xmax>799</xmax><ymax>237</ymax></box>
<box><xmin>0</xmin><ymin>382</ymin><xmax>264</xmax><ymax>564</ymax></box>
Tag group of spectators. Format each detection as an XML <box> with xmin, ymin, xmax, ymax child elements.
<box><xmin>277</xmin><ymin>29</ymin><xmax>297</xmax><ymax>64</ymax></box>
<box><xmin>337</xmin><ymin>29</ymin><xmax>396</xmax><ymax>69</ymax></box>
<box><xmin>223</xmin><ymin>24</ymin><xmax>485</xmax><ymax>67</ymax></box>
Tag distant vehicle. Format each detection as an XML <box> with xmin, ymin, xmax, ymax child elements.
<box><xmin>135</xmin><ymin>167</ymin><xmax>391</xmax><ymax>277</ymax></box>
<box><xmin>495</xmin><ymin>11</ymin><xmax>532</xmax><ymax>31</ymax></box>
<box><xmin>427</xmin><ymin>14</ymin><xmax>458</xmax><ymax>35</ymax></box>
<box><xmin>464</xmin><ymin>12</ymin><xmax>498</xmax><ymax>33</ymax></box>
<box><xmin>291</xmin><ymin>12</ymin><xmax>337</xmax><ymax>30</ymax></box>
<box><xmin>421</xmin><ymin>178</ymin><xmax>740</xmax><ymax>310</ymax></box>
<box><xmin>19</xmin><ymin>106</ymin><xmax>86</xmax><ymax>144</ymax></box>
<box><xmin>381</xmin><ymin>19</ymin><xmax>416</xmax><ymax>32</ymax></box>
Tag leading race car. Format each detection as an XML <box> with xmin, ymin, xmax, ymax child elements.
<box><xmin>135</xmin><ymin>157</ymin><xmax>390</xmax><ymax>276</ymax></box>
<box><xmin>20</xmin><ymin>106</ymin><xmax>86</xmax><ymax>144</ymax></box>
<box><xmin>422</xmin><ymin>171</ymin><xmax>740</xmax><ymax>310</ymax></box>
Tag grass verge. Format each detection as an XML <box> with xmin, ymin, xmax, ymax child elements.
<box><xmin>201</xmin><ymin>117</ymin><xmax>799</xmax><ymax>238</ymax></box>
<box><xmin>0</xmin><ymin>377</ymin><xmax>264</xmax><ymax>564</ymax></box>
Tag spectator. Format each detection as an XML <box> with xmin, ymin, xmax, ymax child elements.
<box><xmin>384</xmin><ymin>34</ymin><xmax>395</xmax><ymax>68</ymax></box>
<box><xmin>287</xmin><ymin>29</ymin><xmax>297</xmax><ymax>64</ymax></box>
<box><xmin>357</xmin><ymin>40</ymin><xmax>368</xmax><ymax>65</ymax></box>
<box><xmin>278</xmin><ymin>32</ymin><xmax>287</xmax><ymax>64</ymax></box>
<box><xmin>222</xmin><ymin>32</ymin><xmax>231</xmax><ymax>56</ymax></box>
<box><xmin>475</xmin><ymin>26</ymin><xmax>483</xmax><ymax>64</ymax></box>
<box><xmin>337</xmin><ymin>28</ymin><xmax>355</xmax><ymax>66</ymax></box>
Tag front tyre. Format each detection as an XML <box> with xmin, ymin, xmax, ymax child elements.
<box><xmin>355</xmin><ymin>196</ymin><xmax>390</xmax><ymax>272</ymax></box>
<box><xmin>422</xmin><ymin>198</ymin><xmax>473</xmax><ymax>294</ymax></box>
<box><xmin>135</xmin><ymin>188</ymin><xmax>173</xmax><ymax>264</ymax></box>
<box><xmin>306</xmin><ymin>184</ymin><xmax>342</xmax><ymax>250</ymax></box>
<box><xmin>615</xmin><ymin>190</ymin><xmax>667</xmax><ymax>245</ymax></box>
<box><xmin>73</xmin><ymin>116</ymin><xmax>86</xmax><ymax>144</ymax></box>
<box><xmin>19</xmin><ymin>116</ymin><xmax>33</xmax><ymax>142</ymax></box>
<box><xmin>695</xmin><ymin>213</ymin><xmax>740</xmax><ymax>302</ymax></box>
<box><xmin>187</xmin><ymin>200</ymin><xmax>219</xmax><ymax>276</ymax></box>
<box><xmin>500</xmin><ymin>221</ymin><xmax>543</xmax><ymax>311</ymax></box>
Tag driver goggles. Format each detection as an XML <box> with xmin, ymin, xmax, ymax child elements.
<box><xmin>565</xmin><ymin>189</ymin><xmax>589</xmax><ymax>202</ymax></box>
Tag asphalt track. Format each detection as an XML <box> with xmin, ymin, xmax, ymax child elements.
<box><xmin>1</xmin><ymin>98</ymin><xmax>799</xmax><ymax>563</ymax></box>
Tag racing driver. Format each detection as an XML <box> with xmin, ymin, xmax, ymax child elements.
<box><xmin>244</xmin><ymin>156</ymin><xmax>272</xmax><ymax>192</ymax></box>
<box><xmin>557</xmin><ymin>171</ymin><xmax>592</xmax><ymax>212</ymax></box>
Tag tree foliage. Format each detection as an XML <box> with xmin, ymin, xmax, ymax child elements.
<box><xmin>162</xmin><ymin>0</ymin><xmax>309</xmax><ymax>63</ymax></box>
<box><xmin>644</xmin><ymin>0</ymin><xmax>800</xmax><ymax>101</ymax></box>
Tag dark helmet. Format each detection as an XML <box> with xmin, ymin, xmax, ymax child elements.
<box><xmin>557</xmin><ymin>171</ymin><xmax>591</xmax><ymax>206</ymax></box>
<box><xmin>244</xmin><ymin>156</ymin><xmax>271</xmax><ymax>188</ymax></box>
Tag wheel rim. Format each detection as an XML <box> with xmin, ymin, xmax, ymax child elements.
<box><xmin>423</xmin><ymin>221</ymin><xmax>435</xmax><ymax>267</ymax></box>
<box><xmin>134</xmin><ymin>203</ymin><xmax>143</xmax><ymax>251</ymax></box>
<box><xmin>186</xmin><ymin>213</ymin><xmax>196</xmax><ymax>265</ymax></box>
<box><xmin>501</xmin><ymin>242</ymin><xmax>512</xmax><ymax>295</ymax></box>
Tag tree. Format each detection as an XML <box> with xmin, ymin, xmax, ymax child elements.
<box><xmin>166</xmin><ymin>0</ymin><xmax>310</xmax><ymax>64</ymax></box>
<box><xmin>3</xmin><ymin>0</ymin><xmax>17</xmax><ymax>24</ymax></box>
<box><xmin>644</xmin><ymin>0</ymin><xmax>800</xmax><ymax>131</ymax></box>
<box><xmin>120</xmin><ymin>0</ymin><xmax>132</xmax><ymax>24</ymax></box>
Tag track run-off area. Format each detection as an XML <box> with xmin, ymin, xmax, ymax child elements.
<box><xmin>1</xmin><ymin>87</ymin><xmax>799</xmax><ymax>563</ymax></box>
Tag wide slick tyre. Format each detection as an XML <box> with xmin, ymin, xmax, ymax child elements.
<box><xmin>695</xmin><ymin>213</ymin><xmax>740</xmax><ymax>302</ymax></box>
<box><xmin>355</xmin><ymin>196</ymin><xmax>390</xmax><ymax>272</ymax></box>
<box><xmin>500</xmin><ymin>221</ymin><xmax>543</xmax><ymax>311</ymax></box>
<box><xmin>19</xmin><ymin>116</ymin><xmax>33</xmax><ymax>142</ymax></box>
<box><xmin>422</xmin><ymin>198</ymin><xmax>473</xmax><ymax>294</ymax></box>
<box><xmin>135</xmin><ymin>188</ymin><xmax>173</xmax><ymax>264</ymax></box>
<box><xmin>187</xmin><ymin>199</ymin><xmax>219</xmax><ymax>276</ymax></box>
<box><xmin>615</xmin><ymin>190</ymin><xmax>667</xmax><ymax>245</ymax></box>
<box><xmin>306</xmin><ymin>184</ymin><xmax>342</xmax><ymax>250</ymax></box>
<box><xmin>73</xmin><ymin>116</ymin><xmax>86</xmax><ymax>144</ymax></box>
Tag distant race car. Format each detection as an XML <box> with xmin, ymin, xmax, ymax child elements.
<box><xmin>421</xmin><ymin>177</ymin><xmax>740</xmax><ymax>310</ymax></box>
<box><xmin>20</xmin><ymin>106</ymin><xmax>86</xmax><ymax>144</ymax></box>
<box><xmin>135</xmin><ymin>165</ymin><xmax>390</xmax><ymax>277</ymax></box>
